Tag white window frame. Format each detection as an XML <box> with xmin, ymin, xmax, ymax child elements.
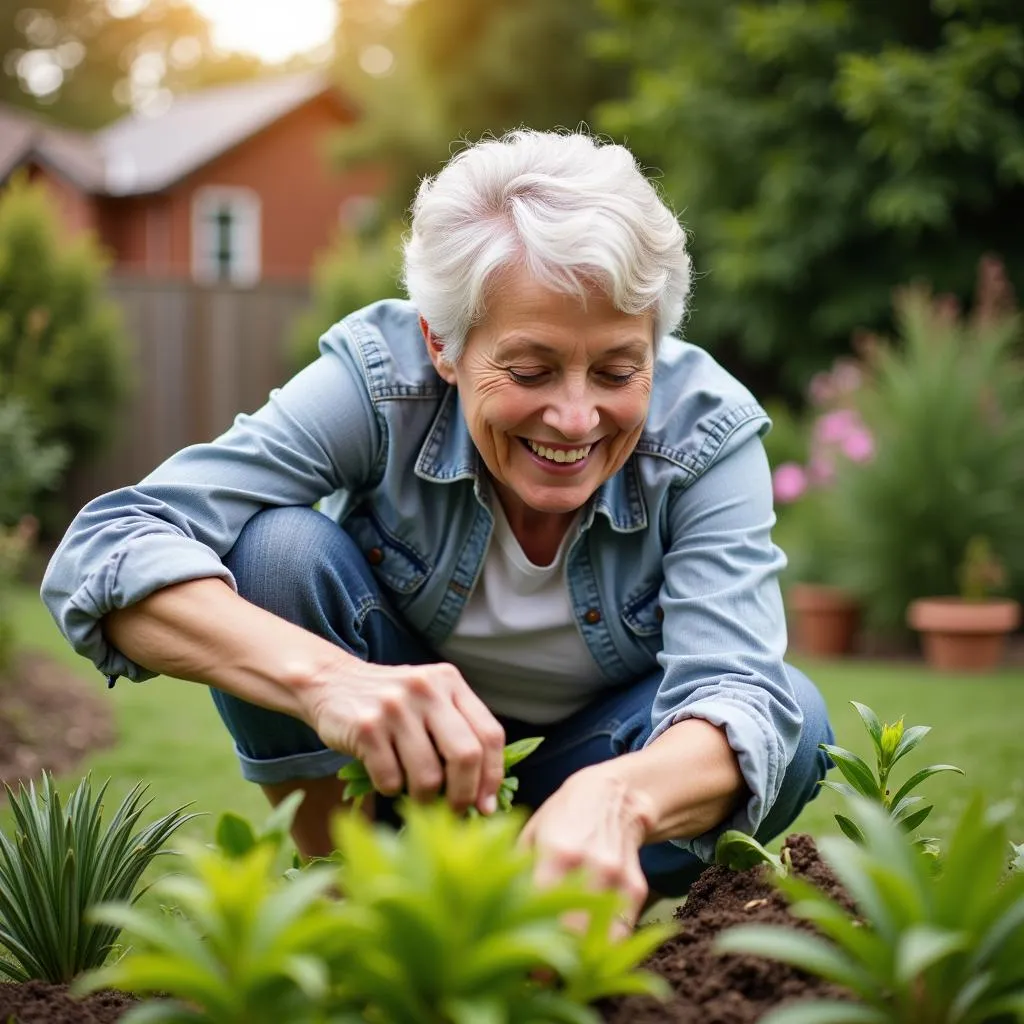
<box><xmin>191</xmin><ymin>186</ymin><xmax>262</xmax><ymax>286</ymax></box>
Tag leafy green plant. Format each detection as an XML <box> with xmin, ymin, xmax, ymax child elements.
<box><xmin>820</xmin><ymin>701</ymin><xmax>963</xmax><ymax>851</ymax></box>
<box><xmin>827</xmin><ymin>271</ymin><xmax>1024</xmax><ymax>629</ymax></box>
<box><xmin>957</xmin><ymin>536</ymin><xmax>1010</xmax><ymax>602</ymax></box>
<box><xmin>338</xmin><ymin>736</ymin><xmax>545</xmax><ymax>813</ymax></box>
<box><xmin>0</xmin><ymin>773</ymin><xmax>195</xmax><ymax>983</ymax></box>
<box><xmin>716</xmin><ymin>794</ymin><xmax>1024</xmax><ymax>1024</ymax></box>
<box><xmin>327</xmin><ymin>800</ymin><xmax>673</xmax><ymax>1023</ymax></box>
<box><xmin>78</xmin><ymin>798</ymin><xmax>673</xmax><ymax>1024</ymax></box>
<box><xmin>77</xmin><ymin>831</ymin><xmax>355</xmax><ymax>1023</ymax></box>
<box><xmin>714</xmin><ymin>830</ymin><xmax>791</xmax><ymax>878</ymax></box>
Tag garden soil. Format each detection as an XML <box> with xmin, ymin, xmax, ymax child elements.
<box><xmin>0</xmin><ymin>833</ymin><xmax>855</xmax><ymax>1023</ymax></box>
<box><xmin>600</xmin><ymin>832</ymin><xmax>857</xmax><ymax>1023</ymax></box>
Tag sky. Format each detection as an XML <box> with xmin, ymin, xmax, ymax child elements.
<box><xmin>187</xmin><ymin>0</ymin><xmax>338</xmax><ymax>64</ymax></box>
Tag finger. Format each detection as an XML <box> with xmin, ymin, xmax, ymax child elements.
<box><xmin>451</xmin><ymin>686</ymin><xmax>505</xmax><ymax>812</ymax></box>
<box><xmin>426</xmin><ymin>704</ymin><xmax>484</xmax><ymax>813</ymax></box>
<box><xmin>393</xmin><ymin>721</ymin><xmax>445</xmax><ymax>803</ymax></box>
<box><xmin>358</xmin><ymin>734</ymin><xmax>404</xmax><ymax>797</ymax></box>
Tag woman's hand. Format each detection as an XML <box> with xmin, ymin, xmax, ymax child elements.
<box><xmin>301</xmin><ymin>659</ymin><xmax>506</xmax><ymax>816</ymax></box>
<box><xmin>518</xmin><ymin>765</ymin><xmax>656</xmax><ymax>936</ymax></box>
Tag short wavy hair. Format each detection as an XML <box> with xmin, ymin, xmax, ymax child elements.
<box><xmin>402</xmin><ymin>130</ymin><xmax>692</xmax><ymax>364</ymax></box>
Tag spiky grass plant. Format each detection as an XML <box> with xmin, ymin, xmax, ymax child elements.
<box><xmin>0</xmin><ymin>772</ymin><xmax>195</xmax><ymax>982</ymax></box>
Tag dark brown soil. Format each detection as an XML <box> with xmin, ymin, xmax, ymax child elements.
<box><xmin>601</xmin><ymin>833</ymin><xmax>858</xmax><ymax>1023</ymax></box>
<box><xmin>0</xmin><ymin>651</ymin><xmax>117</xmax><ymax>794</ymax></box>
<box><xmin>0</xmin><ymin>981</ymin><xmax>137</xmax><ymax>1023</ymax></box>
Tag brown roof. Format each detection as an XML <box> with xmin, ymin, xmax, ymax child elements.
<box><xmin>0</xmin><ymin>70</ymin><xmax>344</xmax><ymax>196</ymax></box>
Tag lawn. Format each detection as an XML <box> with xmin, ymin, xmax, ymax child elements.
<box><xmin>4</xmin><ymin>583</ymin><xmax>1023</xmax><ymax>852</ymax></box>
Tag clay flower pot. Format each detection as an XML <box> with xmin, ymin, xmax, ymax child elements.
<box><xmin>906</xmin><ymin>596</ymin><xmax>1022</xmax><ymax>672</ymax></box>
<box><xmin>787</xmin><ymin>583</ymin><xmax>860</xmax><ymax>657</ymax></box>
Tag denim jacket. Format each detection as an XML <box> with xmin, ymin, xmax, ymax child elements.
<box><xmin>41</xmin><ymin>298</ymin><xmax>801</xmax><ymax>859</ymax></box>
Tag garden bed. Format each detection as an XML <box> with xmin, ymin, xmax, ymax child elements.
<box><xmin>601</xmin><ymin>833</ymin><xmax>856</xmax><ymax>1023</ymax></box>
<box><xmin>0</xmin><ymin>981</ymin><xmax>136</xmax><ymax>1024</ymax></box>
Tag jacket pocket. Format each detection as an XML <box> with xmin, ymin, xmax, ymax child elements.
<box><xmin>344</xmin><ymin>509</ymin><xmax>432</xmax><ymax>598</ymax></box>
<box><xmin>620</xmin><ymin>580</ymin><xmax>664</xmax><ymax>656</ymax></box>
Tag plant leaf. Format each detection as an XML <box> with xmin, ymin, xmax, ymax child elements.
<box><xmin>819</xmin><ymin>746</ymin><xmax>881</xmax><ymax>799</ymax></box>
<box><xmin>834</xmin><ymin>815</ymin><xmax>865</xmax><ymax>844</ymax></box>
<box><xmin>503</xmin><ymin>737</ymin><xmax>545</xmax><ymax>770</ymax></box>
<box><xmin>758</xmin><ymin>1001</ymin><xmax>890</xmax><ymax>1024</ymax></box>
<box><xmin>214</xmin><ymin>813</ymin><xmax>257</xmax><ymax>859</ymax></box>
<box><xmin>890</xmin><ymin>725</ymin><xmax>931</xmax><ymax>767</ymax></box>
<box><xmin>894</xmin><ymin>924</ymin><xmax>970</xmax><ymax>984</ymax></box>
<box><xmin>714</xmin><ymin>830</ymin><xmax>783</xmax><ymax>874</ymax></box>
<box><xmin>850</xmin><ymin>702</ymin><xmax>884</xmax><ymax>750</ymax></box>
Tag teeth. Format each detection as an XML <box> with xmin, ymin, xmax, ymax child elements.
<box><xmin>526</xmin><ymin>439</ymin><xmax>593</xmax><ymax>464</ymax></box>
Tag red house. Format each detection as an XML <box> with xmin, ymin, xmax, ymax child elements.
<box><xmin>0</xmin><ymin>71</ymin><xmax>384</xmax><ymax>284</ymax></box>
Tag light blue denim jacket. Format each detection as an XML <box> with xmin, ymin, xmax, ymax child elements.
<box><xmin>41</xmin><ymin>298</ymin><xmax>801</xmax><ymax>860</ymax></box>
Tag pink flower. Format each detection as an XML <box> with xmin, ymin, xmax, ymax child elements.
<box><xmin>841</xmin><ymin>426</ymin><xmax>874</xmax><ymax>462</ymax></box>
<box><xmin>814</xmin><ymin>408</ymin><xmax>860</xmax><ymax>446</ymax></box>
<box><xmin>772</xmin><ymin>462</ymin><xmax>808</xmax><ymax>504</ymax></box>
<box><xmin>808</xmin><ymin>453</ymin><xmax>836</xmax><ymax>487</ymax></box>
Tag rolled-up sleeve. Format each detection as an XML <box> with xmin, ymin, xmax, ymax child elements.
<box><xmin>40</xmin><ymin>328</ymin><xmax>383</xmax><ymax>682</ymax></box>
<box><xmin>646</xmin><ymin>428</ymin><xmax>802</xmax><ymax>862</ymax></box>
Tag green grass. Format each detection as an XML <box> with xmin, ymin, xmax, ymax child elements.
<box><xmin>3</xmin><ymin>584</ymin><xmax>1023</xmax><ymax>852</ymax></box>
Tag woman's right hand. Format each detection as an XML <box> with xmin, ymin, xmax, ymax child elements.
<box><xmin>301</xmin><ymin>660</ymin><xmax>507</xmax><ymax>815</ymax></box>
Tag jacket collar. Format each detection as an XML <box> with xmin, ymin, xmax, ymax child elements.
<box><xmin>415</xmin><ymin>388</ymin><xmax>648</xmax><ymax>533</ymax></box>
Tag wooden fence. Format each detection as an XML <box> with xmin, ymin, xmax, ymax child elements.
<box><xmin>62</xmin><ymin>276</ymin><xmax>312</xmax><ymax>520</ymax></box>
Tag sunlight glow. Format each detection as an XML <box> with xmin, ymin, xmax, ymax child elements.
<box><xmin>187</xmin><ymin>0</ymin><xmax>337</xmax><ymax>64</ymax></box>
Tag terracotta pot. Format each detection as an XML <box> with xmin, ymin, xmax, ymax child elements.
<box><xmin>906</xmin><ymin>596</ymin><xmax>1022</xmax><ymax>672</ymax></box>
<box><xmin>787</xmin><ymin>583</ymin><xmax>860</xmax><ymax>657</ymax></box>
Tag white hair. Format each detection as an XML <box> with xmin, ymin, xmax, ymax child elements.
<box><xmin>402</xmin><ymin>129</ymin><xmax>692</xmax><ymax>364</ymax></box>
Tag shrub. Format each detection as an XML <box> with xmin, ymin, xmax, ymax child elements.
<box><xmin>827</xmin><ymin>258</ymin><xmax>1024</xmax><ymax>628</ymax></box>
<box><xmin>0</xmin><ymin>175</ymin><xmax>130</xmax><ymax>474</ymax></box>
<box><xmin>288</xmin><ymin>223</ymin><xmax>404</xmax><ymax>372</ymax></box>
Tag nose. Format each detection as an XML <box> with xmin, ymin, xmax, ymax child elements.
<box><xmin>541</xmin><ymin>378</ymin><xmax>600</xmax><ymax>440</ymax></box>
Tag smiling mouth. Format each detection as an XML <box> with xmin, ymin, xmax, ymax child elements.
<box><xmin>520</xmin><ymin>437</ymin><xmax>595</xmax><ymax>465</ymax></box>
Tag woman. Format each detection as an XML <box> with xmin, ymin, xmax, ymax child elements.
<box><xmin>42</xmin><ymin>129</ymin><xmax>833</xmax><ymax>928</ymax></box>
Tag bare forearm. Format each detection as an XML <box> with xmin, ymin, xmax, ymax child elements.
<box><xmin>599</xmin><ymin>718</ymin><xmax>746</xmax><ymax>845</ymax></box>
<box><xmin>101</xmin><ymin>577</ymin><xmax>354</xmax><ymax>722</ymax></box>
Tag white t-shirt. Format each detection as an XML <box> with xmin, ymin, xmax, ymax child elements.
<box><xmin>437</xmin><ymin>493</ymin><xmax>608</xmax><ymax>723</ymax></box>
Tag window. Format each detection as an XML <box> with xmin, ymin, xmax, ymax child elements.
<box><xmin>191</xmin><ymin>187</ymin><xmax>261</xmax><ymax>286</ymax></box>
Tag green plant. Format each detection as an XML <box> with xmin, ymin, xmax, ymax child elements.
<box><xmin>0</xmin><ymin>396</ymin><xmax>67</xmax><ymax>528</ymax></box>
<box><xmin>0</xmin><ymin>175</ymin><xmax>130</xmax><ymax>474</ymax></box>
<box><xmin>338</xmin><ymin>736</ymin><xmax>545</xmax><ymax>813</ymax></box>
<box><xmin>714</xmin><ymin>830</ymin><xmax>791</xmax><ymax>878</ymax></box>
<box><xmin>716</xmin><ymin>794</ymin><xmax>1024</xmax><ymax>1024</ymax></box>
<box><xmin>820</xmin><ymin>701</ymin><xmax>963</xmax><ymax>851</ymax></box>
<box><xmin>287</xmin><ymin>223</ymin><xmax>403</xmax><ymax>372</ymax></box>
<box><xmin>957</xmin><ymin>536</ymin><xmax>1010</xmax><ymax>602</ymax></box>
<box><xmin>327</xmin><ymin>800</ymin><xmax>673</xmax><ymax>1023</ymax></box>
<box><xmin>0</xmin><ymin>773</ymin><xmax>195</xmax><ymax>983</ymax></box>
<box><xmin>0</xmin><ymin>515</ymin><xmax>38</xmax><ymax>674</ymax></box>
<box><xmin>828</xmin><ymin>266</ymin><xmax>1024</xmax><ymax>629</ymax></box>
<box><xmin>78</xmin><ymin>799</ymin><xmax>672</xmax><ymax>1024</ymax></box>
<box><xmin>77</xmin><ymin>807</ymin><xmax>355</xmax><ymax>1024</ymax></box>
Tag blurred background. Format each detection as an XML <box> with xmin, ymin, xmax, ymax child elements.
<box><xmin>2</xmin><ymin>1</ymin><xmax>1024</xmax><ymax>831</ymax></box>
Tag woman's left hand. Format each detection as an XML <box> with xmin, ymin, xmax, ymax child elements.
<box><xmin>518</xmin><ymin>764</ymin><xmax>656</xmax><ymax>937</ymax></box>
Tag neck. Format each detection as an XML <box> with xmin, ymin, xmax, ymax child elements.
<box><xmin>493</xmin><ymin>485</ymin><xmax>579</xmax><ymax>565</ymax></box>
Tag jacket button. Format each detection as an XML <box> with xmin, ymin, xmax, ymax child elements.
<box><xmin>584</xmin><ymin>608</ymin><xmax>601</xmax><ymax>625</ymax></box>
<box><xmin>366</xmin><ymin>547</ymin><xmax>384</xmax><ymax>566</ymax></box>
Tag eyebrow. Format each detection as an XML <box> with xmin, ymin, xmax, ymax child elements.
<box><xmin>495</xmin><ymin>339</ymin><xmax>652</xmax><ymax>361</ymax></box>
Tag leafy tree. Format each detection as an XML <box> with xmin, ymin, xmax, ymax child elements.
<box><xmin>595</xmin><ymin>0</ymin><xmax>1024</xmax><ymax>394</ymax></box>
<box><xmin>0</xmin><ymin>175</ymin><xmax>130</xmax><ymax>479</ymax></box>
<box><xmin>330</xmin><ymin>0</ymin><xmax>628</xmax><ymax>214</ymax></box>
<box><xmin>1</xmin><ymin>0</ymin><xmax>274</xmax><ymax>130</ymax></box>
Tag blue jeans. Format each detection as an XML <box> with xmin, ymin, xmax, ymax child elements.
<box><xmin>211</xmin><ymin>507</ymin><xmax>834</xmax><ymax>896</ymax></box>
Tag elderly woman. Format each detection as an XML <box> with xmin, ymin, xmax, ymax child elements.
<box><xmin>42</xmin><ymin>129</ymin><xmax>832</xmax><ymax>927</ymax></box>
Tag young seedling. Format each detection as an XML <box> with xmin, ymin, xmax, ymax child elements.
<box><xmin>716</xmin><ymin>793</ymin><xmax>1024</xmax><ymax>1024</ymax></box>
<box><xmin>820</xmin><ymin>700</ymin><xmax>963</xmax><ymax>851</ymax></box>
<box><xmin>714</xmin><ymin>830</ymin><xmax>792</xmax><ymax>878</ymax></box>
<box><xmin>337</xmin><ymin>735</ymin><xmax>545</xmax><ymax>812</ymax></box>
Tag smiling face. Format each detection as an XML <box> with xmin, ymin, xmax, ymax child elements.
<box><xmin>423</xmin><ymin>265</ymin><xmax>655</xmax><ymax>527</ymax></box>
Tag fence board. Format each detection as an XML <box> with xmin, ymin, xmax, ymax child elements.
<box><xmin>62</xmin><ymin>275</ymin><xmax>311</xmax><ymax>521</ymax></box>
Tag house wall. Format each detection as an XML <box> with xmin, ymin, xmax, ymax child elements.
<box><xmin>158</xmin><ymin>93</ymin><xmax>386</xmax><ymax>282</ymax></box>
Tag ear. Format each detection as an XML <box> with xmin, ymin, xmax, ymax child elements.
<box><xmin>420</xmin><ymin>316</ymin><xmax>457</xmax><ymax>384</ymax></box>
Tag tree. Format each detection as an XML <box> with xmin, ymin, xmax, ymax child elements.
<box><xmin>1</xmin><ymin>0</ymin><xmax>270</xmax><ymax>130</ymax></box>
<box><xmin>594</xmin><ymin>0</ymin><xmax>1024</xmax><ymax>394</ymax></box>
<box><xmin>330</xmin><ymin>0</ymin><xmax>628</xmax><ymax>214</ymax></box>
